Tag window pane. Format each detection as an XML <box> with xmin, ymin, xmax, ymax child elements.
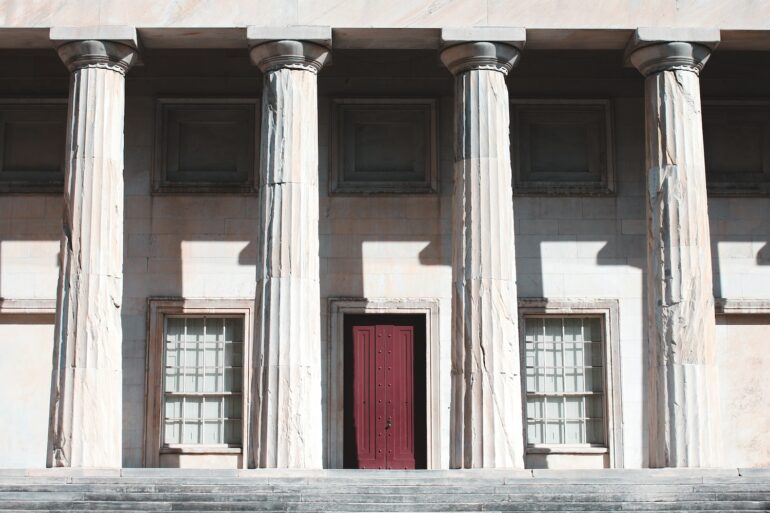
<box><xmin>224</xmin><ymin>419</ymin><xmax>242</xmax><ymax>444</ymax></box>
<box><xmin>526</xmin><ymin>397</ymin><xmax>544</xmax><ymax>419</ymax></box>
<box><xmin>224</xmin><ymin>396</ymin><xmax>242</xmax><ymax>418</ymax></box>
<box><xmin>545</xmin><ymin>397</ymin><xmax>564</xmax><ymax>419</ymax></box>
<box><xmin>525</xmin><ymin>317</ymin><xmax>542</xmax><ymax>343</ymax></box>
<box><xmin>585</xmin><ymin>367</ymin><xmax>603</xmax><ymax>392</ymax></box>
<box><xmin>543</xmin><ymin>318</ymin><xmax>562</xmax><ymax>342</ymax></box>
<box><xmin>203</xmin><ymin>421</ymin><xmax>221</xmax><ymax>445</ymax></box>
<box><xmin>164</xmin><ymin>421</ymin><xmax>181</xmax><ymax>444</ymax></box>
<box><xmin>565</xmin><ymin>420</ymin><xmax>583</xmax><ymax>444</ymax></box>
<box><xmin>184</xmin><ymin>420</ymin><xmax>202</xmax><ymax>444</ymax></box>
<box><xmin>164</xmin><ymin>367</ymin><xmax>179</xmax><ymax>393</ymax></box>
<box><xmin>225</xmin><ymin>368</ymin><xmax>242</xmax><ymax>393</ymax></box>
<box><xmin>202</xmin><ymin>398</ymin><xmax>221</xmax><ymax>419</ymax></box>
<box><xmin>586</xmin><ymin>396</ymin><xmax>604</xmax><ymax>418</ymax></box>
<box><xmin>585</xmin><ymin>341</ymin><xmax>603</xmax><ymax>366</ymax></box>
<box><xmin>527</xmin><ymin>421</ymin><xmax>544</xmax><ymax>444</ymax></box>
<box><xmin>546</xmin><ymin>421</ymin><xmax>563</xmax><ymax>444</ymax></box>
<box><xmin>583</xmin><ymin>318</ymin><xmax>601</xmax><ymax>342</ymax></box>
<box><xmin>587</xmin><ymin>419</ymin><xmax>604</xmax><ymax>444</ymax></box>
<box><xmin>563</xmin><ymin>318</ymin><xmax>582</xmax><ymax>342</ymax></box>
<box><xmin>165</xmin><ymin>397</ymin><xmax>182</xmax><ymax>419</ymax></box>
<box><xmin>564</xmin><ymin>396</ymin><xmax>584</xmax><ymax>419</ymax></box>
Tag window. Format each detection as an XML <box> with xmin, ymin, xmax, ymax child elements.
<box><xmin>511</xmin><ymin>100</ymin><xmax>614</xmax><ymax>196</ymax></box>
<box><xmin>153</xmin><ymin>99</ymin><xmax>258</xmax><ymax>194</ymax></box>
<box><xmin>703</xmin><ymin>101</ymin><xmax>770</xmax><ymax>196</ymax></box>
<box><xmin>518</xmin><ymin>299</ymin><xmax>622</xmax><ymax>468</ymax></box>
<box><xmin>524</xmin><ymin>316</ymin><xmax>605</xmax><ymax>446</ymax></box>
<box><xmin>162</xmin><ymin>316</ymin><xmax>243</xmax><ymax>447</ymax></box>
<box><xmin>0</xmin><ymin>100</ymin><xmax>67</xmax><ymax>193</ymax></box>
<box><xmin>144</xmin><ymin>299</ymin><xmax>252</xmax><ymax>468</ymax></box>
<box><xmin>330</xmin><ymin>98</ymin><xmax>438</xmax><ymax>194</ymax></box>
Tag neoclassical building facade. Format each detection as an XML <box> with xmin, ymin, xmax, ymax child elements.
<box><xmin>0</xmin><ymin>1</ymin><xmax>769</xmax><ymax>471</ymax></box>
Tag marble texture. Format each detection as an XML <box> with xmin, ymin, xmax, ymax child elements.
<box><xmin>630</xmin><ymin>41</ymin><xmax>721</xmax><ymax>468</ymax></box>
<box><xmin>1</xmin><ymin>2</ymin><xmax>770</xmax><ymax>50</ymax></box>
<box><xmin>441</xmin><ymin>42</ymin><xmax>524</xmax><ymax>469</ymax></box>
<box><xmin>48</xmin><ymin>39</ymin><xmax>136</xmax><ymax>468</ymax></box>
<box><xmin>249</xmin><ymin>40</ymin><xmax>328</xmax><ymax>469</ymax></box>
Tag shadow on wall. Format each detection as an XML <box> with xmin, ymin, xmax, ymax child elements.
<box><xmin>317</xmin><ymin>198</ymin><xmax>447</xmax><ymax>469</ymax></box>
<box><xmin>119</xmin><ymin>194</ymin><xmax>259</xmax><ymax>467</ymax></box>
<box><xmin>513</xmin><ymin>195</ymin><xmax>649</xmax><ymax>468</ymax></box>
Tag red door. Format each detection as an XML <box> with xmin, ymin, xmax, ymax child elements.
<box><xmin>352</xmin><ymin>324</ymin><xmax>415</xmax><ymax>469</ymax></box>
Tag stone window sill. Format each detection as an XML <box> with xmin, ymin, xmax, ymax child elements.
<box><xmin>160</xmin><ymin>445</ymin><xmax>242</xmax><ymax>455</ymax></box>
<box><xmin>526</xmin><ymin>445</ymin><xmax>608</xmax><ymax>455</ymax></box>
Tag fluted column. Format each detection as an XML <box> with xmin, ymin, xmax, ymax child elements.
<box><xmin>629</xmin><ymin>40</ymin><xmax>721</xmax><ymax>467</ymax></box>
<box><xmin>48</xmin><ymin>39</ymin><xmax>137</xmax><ymax>467</ymax></box>
<box><xmin>249</xmin><ymin>40</ymin><xmax>328</xmax><ymax>468</ymax></box>
<box><xmin>441</xmin><ymin>42</ymin><xmax>524</xmax><ymax>468</ymax></box>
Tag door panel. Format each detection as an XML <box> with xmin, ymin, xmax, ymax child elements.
<box><xmin>387</xmin><ymin>326</ymin><xmax>415</xmax><ymax>469</ymax></box>
<box><xmin>352</xmin><ymin>323</ymin><xmax>415</xmax><ymax>469</ymax></box>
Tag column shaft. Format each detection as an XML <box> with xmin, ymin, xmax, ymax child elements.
<box><xmin>48</xmin><ymin>41</ymin><xmax>136</xmax><ymax>468</ymax></box>
<box><xmin>442</xmin><ymin>42</ymin><xmax>525</xmax><ymax>469</ymax></box>
<box><xmin>250</xmin><ymin>41</ymin><xmax>327</xmax><ymax>469</ymax></box>
<box><xmin>632</xmin><ymin>42</ymin><xmax>721</xmax><ymax>467</ymax></box>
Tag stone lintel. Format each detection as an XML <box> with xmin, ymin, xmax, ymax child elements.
<box><xmin>247</xmin><ymin>26</ymin><xmax>332</xmax><ymax>49</ymax></box>
<box><xmin>440</xmin><ymin>27</ymin><xmax>526</xmax><ymax>49</ymax></box>
<box><xmin>624</xmin><ymin>27</ymin><xmax>720</xmax><ymax>70</ymax></box>
<box><xmin>49</xmin><ymin>25</ymin><xmax>139</xmax><ymax>49</ymax></box>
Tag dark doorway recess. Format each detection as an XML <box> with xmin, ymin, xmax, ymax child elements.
<box><xmin>343</xmin><ymin>314</ymin><xmax>427</xmax><ymax>469</ymax></box>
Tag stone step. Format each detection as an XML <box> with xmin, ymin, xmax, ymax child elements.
<box><xmin>1</xmin><ymin>470</ymin><xmax>768</xmax><ymax>513</ymax></box>
<box><xmin>4</xmin><ymin>491</ymin><xmax>770</xmax><ymax>503</ymax></box>
<box><xmin>2</xmin><ymin>500</ymin><xmax>770</xmax><ymax>512</ymax></box>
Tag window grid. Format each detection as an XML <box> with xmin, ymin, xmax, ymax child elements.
<box><xmin>162</xmin><ymin>316</ymin><xmax>243</xmax><ymax>447</ymax></box>
<box><xmin>525</xmin><ymin>316</ymin><xmax>605</xmax><ymax>447</ymax></box>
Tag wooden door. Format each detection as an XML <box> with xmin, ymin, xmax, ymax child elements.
<box><xmin>352</xmin><ymin>324</ymin><xmax>415</xmax><ymax>469</ymax></box>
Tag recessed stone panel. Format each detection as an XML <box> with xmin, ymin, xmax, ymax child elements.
<box><xmin>330</xmin><ymin>98</ymin><xmax>438</xmax><ymax>194</ymax></box>
<box><xmin>0</xmin><ymin>101</ymin><xmax>66</xmax><ymax>193</ymax></box>
<box><xmin>703</xmin><ymin>101</ymin><xmax>770</xmax><ymax>196</ymax></box>
<box><xmin>154</xmin><ymin>99</ymin><xmax>258</xmax><ymax>193</ymax></box>
<box><xmin>511</xmin><ymin>100</ymin><xmax>614</xmax><ymax>196</ymax></box>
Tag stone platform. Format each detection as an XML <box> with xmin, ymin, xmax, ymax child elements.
<box><xmin>0</xmin><ymin>468</ymin><xmax>768</xmax><ymax>511</ymax></box>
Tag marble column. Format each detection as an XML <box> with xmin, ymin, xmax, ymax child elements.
<box><xmin>48</xmin><ymin>40</ymin><xmax>137</xmax><ymax>467</ymax></box>
<box><xmin>629</xmin><ymin>41</ymin><xmax>721</xmax><ymax>467</ymax></box>
<box><xmin>249</xmin><ymin>40</ymin><xmax>328</xmax><ymax>468</ymax></box>
<box><xmin>440</xmin><ymin>42</ymin><xmax>524</xmax><ymax>468</ymax></box>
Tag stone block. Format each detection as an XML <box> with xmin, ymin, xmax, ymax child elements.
<box><xmin>49</xmin><ymin>25</ymin><xmax>139</xmax><ymax>48</ymax></box>
<box><xmin>440</xmin><ymin>27</ymin><xmax>526</xmax><ymax>49</ymax></box>
<box><xmin>247</xmin><ymin>25</ymin><xmax>332</xmax><ymax>48</ymax></box>
<box><xmin>625</xmin><ymin>27</ymin><xmax>721</xmax><ymax>57</ymax></box>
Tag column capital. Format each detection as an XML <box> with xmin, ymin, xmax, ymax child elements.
<box><xmin>249</xmin><ymin>40</ymin><xmax>330</xmax><ymax>74</ymax></box>
<box><xmin>50</xmin><ymin>26</ymin><xmax>139</xmax><ymax>74</ymax></box>
<box><xmin>625</xmin><ymin>27</ymin><xmax>719</xmax><ymax>77</ymax></box>
<box><xmin>440</xmin><ymin>41</ymin><xmax>520</xmax><ymax>76</ymax></box>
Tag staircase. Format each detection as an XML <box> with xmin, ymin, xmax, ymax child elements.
<box><xmin>0</xmin><ymin>468</ymin><xmax>768</xmax><ymax>512</ymax></box>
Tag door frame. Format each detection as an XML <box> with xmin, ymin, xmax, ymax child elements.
<box><xmin>327</xmin><ymin>298</ymin><xmax>440</xmax><ymax>469</ymax></box>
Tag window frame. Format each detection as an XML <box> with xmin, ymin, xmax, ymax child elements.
<box><xmin>152</xmin><ymin>98</ymin><xmax>260</xmax><ymax>195</ymax></box>
<box><xmin>144</xmin><ymin>298</ymin><xmax>252</xmax><ymax>467</ymax></box>
<box><xmin>329</xmin><ymin>97</ymin><xmax>439</xmax><ymax>195</ymax></box>
<box><xmin>518</xmin><ymin>298</ymin><xmax>623</xmax><ymax>467</ymax></box>
<box><xmin>510</xmin><ymin>99</ymin><xmax>615</xmax><ymax>197</ymax></box>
